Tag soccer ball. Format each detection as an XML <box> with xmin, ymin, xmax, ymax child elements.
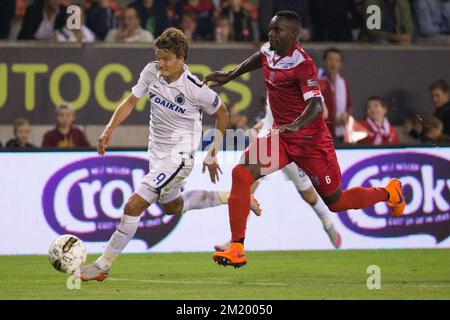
<box><xmin>48</xmin><ymin>234</ymin><xmax>87</xmax><ymax>273</ymax></box>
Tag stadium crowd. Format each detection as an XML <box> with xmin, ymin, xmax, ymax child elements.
<box><xmin>1</xmin><ymin>76</ymin><xmax>449</xmax><ymax>150</ymax></box>
<box><xmin>0</xmin><ymin>0</ymin><xmax>449</xmax><ymax>44</ymax></box>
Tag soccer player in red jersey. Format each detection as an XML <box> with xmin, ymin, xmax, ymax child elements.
<box><xmin>204</xmin><ymin>11</ymin><xmax>406</xmax><ymax>268</ymax></box>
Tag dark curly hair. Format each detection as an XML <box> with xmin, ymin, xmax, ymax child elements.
<box><xmin>154</xmin><ymin>28</ymin><xmax>188</xmax><ymax>60</ymax></box>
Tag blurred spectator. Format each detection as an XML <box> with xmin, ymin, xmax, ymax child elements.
<box><xmin>228</xmin><ymin>105</ymin><xmax>248</xmax><ymax>130</ymax></box>
<box><xmin>5</xmin><ymin>118</ymin><xmax>36</xmax><ymax>149</ymax></box>
<box><xmin>420</xmin><ymin>117</ymin><xmax>450</xmax><ymax>144</ymax></box>
<box><xmin>0</xmin><ymin>0</ymin><xmax>16</xmax><ymax>39</ymax></box>
<box><xmin>18</xmin><ymin>0</ymin><xmax>67</xmax><ymax>40</ymax></box>
<box><xmin>42</xmin><ymin>104</ymin><xmax>90</xmax><ymax>148</ymax></box>
<box><xmin>85</xmin><ymin>0</ymin><xmax>119</xmax><ymax>41</ymax></box>
<box><xmin>253</xmin><ymin>94</ymin><xmax>267</xmax><ymax>125</ymax></box>
<box><xmin>258</xmin><ymin>0</ymin><xmax>311</xmax><ymax>41</ymax></box>
<box><xmin>220</xmin><ymin>0</ymin><xmax>253</xmax><ymax>41</ymax></box>
<box><xmin>399</xmin><ymin>117</ymin><xmax>419</xmax><ymax>144</ymax></box>
<box><xmin>361</xmin><ymin>0</ymin><xmax>414</xmax><ymax>44</ymax></box>
<box><xmin>357</xmin><ymin>97</ymin><xmax>399</xmax><ymax>145</ymax></box>
<box><xmin>215</xmin><ymin>15</ymin><xmax>233</xmax><ymax>42</ymax></box>
<box><xmin>352</xmin><ymin>0</ymin><xmax>367</xmax><ymax>40</ymax></box>
<box><xmin>319</xmin><ymin>48</ymin><xmax>352</xmax><ymax>144</ymax></box>
<box><xmin>105</xmin><ymin>7</ymin><xmax>154</xmax><ymax>43</ymax></box>
<box><xmin>412</xmin><ymin>0</ymin><xmax>450</xmax><ymax>44</ymax></box>
<box><xmin>429</xmin><ymin>79</ymin><xmax>450</xmax><ymax>135</ymax></box>
<box><xmin>401</xmin><ymin>116</ymin><xmax>423</xmax><ymax>142</ymax></box>
<box><xmin>174</xmin><ymin>0</ymin><xmax>215</xmax><ymax>40</ymax></box>
<box><xmin>179</xmin><ymin>12</ymin><xmax>201</xmax><ymax>41</ymax></box>
<box><xmin>56</xmin><ymin>5</ymin><xmax>95</xmax><ymax>43</ymax></box>
<box><xmin>128</xmin><ymin>0</ymin><xmax>169</xmax><ymax>38</ymax></box>
<box><xmin>309</xmin><ymin>0</ymin><xmax>357</xmax><ymax>42</ymax></box>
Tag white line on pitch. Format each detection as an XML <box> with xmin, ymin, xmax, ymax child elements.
<box><xmin>109</xmin><ymin>277</ymin><xmax>288</xmax><ymax>287</ymax></box>
<box><xmin>108</xmin><ymin>278</ymin><xmax>450</xmax><ymax>288</ymax></box>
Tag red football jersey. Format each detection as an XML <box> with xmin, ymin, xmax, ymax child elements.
<box><xmin>260</xmin><ymin>42</ymin><xmax>330</xmax><ymax>138</ymax></box>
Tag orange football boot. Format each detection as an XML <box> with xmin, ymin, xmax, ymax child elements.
<box><xmin>213</xmin><ymin>242</ymin><xmax>247</xmax><ymax>269</ymax></box>
<box><xmin>385</xmin><ymin>178</ymin><xmax>405</xmax><ymax>217</ymax></box>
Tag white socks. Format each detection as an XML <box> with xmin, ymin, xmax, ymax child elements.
<box><xmin>96</xmin><ymin>214</ymin><xmax>141</xmax><ymax>271</ymax></box>
<box><xmin>95</xmin><ymin>190</ymin><xmax>231</xmax><ymax>271</ymax></box>
<box><xmin>181</xmin><ymin>190</ymin><xmax>229</xmax><ymax>213</ymax></box>
<box><xmin>312</xmin><ymin>196</ymin><xmax>333</xmax><ymax>230</ymax></box>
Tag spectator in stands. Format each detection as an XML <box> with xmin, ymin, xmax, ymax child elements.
<box><xmin>401</xmin><ymin>116</ymin><xmax>423</xmax><ymax>141</ymax></box>
<box><xmin>215</xmin><ymin>15</ymin><xmax>233</xmax><ymax>42</ymax></box>
<box><xmin>309</xmin><ymin>0</ymin><xmax>356</xmax><ymax>42</ymax></box>
<box><xmin>174</xmin><ymin>0</ymin><xmax>215</xmax><ymax>40</ymax></box>
<box><xmin>42</xmin><ymin>104</ymin><xmax>90</xmax><ymax>148</ymax></box>
<box><xmin>179</xmin><ymin>12</ymin><xmax>201</xmax><ymax>42</ymax></box>
<box><xmin>420</xmin><ymin>117</ymin><xmax>450</xmax><ymax>144</ymax></box>
<box><xmin>105</xmin><ymin>7</ymin><xmax>154</xmax><ymax>43</ymax></box>
<box><xmin>17</xmin><ymin>0</ymin><xmax>67</xmax><ymax>40</ymax></box>
<box><xmin>228</xmin><ymin>105</ymin><xmax>248</xmax><ymax>130</ymax></box>
<box><xmin>85</xmin><ymin>0</ymin><xmax>119</xmax><ymax>41</ymax></box>
<box><xmin>220</xmin><ymin>0</ymin><xmax>253</xmax><ymax>41</ymax></box>
<box><xmin>128</xmin><ymin>0</ymin><xmax>169</xmax><ymax>38</ymax></box>
<box><xmin>318</xmin><ymin>48</ymin><xmax>352</xmax><ymax>144</ymax></box>
<box><xmin>429</xmin><ymin>79</ymin><xmax>450</xmax><ymax>136</ymax></box>
<box><xmin>357</xmin><ymin>96</ymin><xmax>399</xmax><ymax>145</ymax></box>
<box><xmin>5</xmin><ymin>118</ymin><xmax>36</xmax><ymax>149</ymax></box>
<box><xmin>258</xmin><ymin>0</ymin><xmax>311</xmax><ymax>41</ymax></box>
<box><xmin>253</xmin><ymin>94</ymin><xmax>267</xmax><ymax>125</ymax></box>
<box><xmin>361</xmin><ymin>0</ymin><xmax>414</xmax><ymax>44</ymax></box>
<box><xmin>412</xmin><ymin>0</ymin><xmax>450</xmax><ymax>44</ymax></box>
<box><xmin>0</xmin><ymin>0</ymin><xmax>16</xmax><ymax>39</ymax></box>
<box><xmin>399</xmin><ymin>117</ymin><xmax>420</xmax><ymax>144</ymax></box>
<box><xmin>56</xmin><ymin>5</ymin><xmax>96</xmax><ymax>43</ymax></box>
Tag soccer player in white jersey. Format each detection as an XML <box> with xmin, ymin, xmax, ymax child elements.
<box><xmin>79</xmin><ymin>28</ymin><xmax>260</xmax><ymax>281</ymax></box>
<box><xmin>215</xmin><ymin>100</ymin><xmax>342</xmax><ymax>252</ymax></box>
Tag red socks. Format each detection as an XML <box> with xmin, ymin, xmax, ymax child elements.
<box><xmin>229</xmin><ymin>165</ymin><xmax>255</xmax><ymax>242</ymax></box>
<box><xmin>328</xmin><ymin>187</ymin><xmax>388</xmax><ymax>212</ymax></box>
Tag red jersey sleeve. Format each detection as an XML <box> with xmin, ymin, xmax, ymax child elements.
<box><xmin>295</xmin><ymin>60</ymin><xmax>323</xmax><ymax>102</ymax></box>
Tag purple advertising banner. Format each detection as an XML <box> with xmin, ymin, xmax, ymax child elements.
<box><xmin>338</xmin><ymin>152</ymin><xmax>450</xmax><ymax>243</ymax></box>
<box><xmin>0</xmin><ymin>148</ymin><xmax>448</xmax><ymax>254</ymax></box>
<box><xmin>42</xmin><ymin>155</ymin><xmax>181</xmax><ymax>249</ymax></box>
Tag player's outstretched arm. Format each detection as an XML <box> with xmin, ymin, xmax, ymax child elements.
<box><xmin>97</xmin><ymin>93</ymin><xmax>139</xmax><ymax>156</ymax></box>
<box><xmin>204</xmin><ymin>51</ymin><xmax>262</xmax><ymax>88</ymax></box>
<box><xmin>278</xmin><ymin>97</ymin><xmax>324</xmax><ymax>134</ymax></box>
<box><xmin>202</xmin><ymin>103</ymin><xmax>229</xmax><ymax>183</ymax></box>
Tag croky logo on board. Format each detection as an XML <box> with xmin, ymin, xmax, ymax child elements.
<box><xmin>339</xmin><ymin>152</ymin><xmax>450</xmax><ymax>243</ymax></box>
<box><xmin>42</xmin><ymin>156</ymin><xmax>181</xmax><ymax>248</ymax></box>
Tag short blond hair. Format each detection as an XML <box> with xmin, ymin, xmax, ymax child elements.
<box><xmin>154</xmin><ymin>27</ymin><xmax>188</xmax><ymax>59</ymax></box>
<box><xmin>13</xmin><ymin>118</ymin><xmax>30</xmax><ymax>134</ymax></box>
<box><xmin>56</xmin><ymin>103</ymin><xmax>74</xmax><ymax>114</ymax></box>
<box><xmin>423</xmin><ymin>117</ymin><xmax>443</xmax><ymax>134</ymax></box>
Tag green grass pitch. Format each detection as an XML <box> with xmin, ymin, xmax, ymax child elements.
<box><xmin>0</xmin><ymin>249</ymin><xmax>449</xmax><ymax>300</ymax></box>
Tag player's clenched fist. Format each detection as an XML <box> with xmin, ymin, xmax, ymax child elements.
<box><xmin>97</xmin><ymin>128</ymin><xmax>113</xmax><ymax>156</ymax></box>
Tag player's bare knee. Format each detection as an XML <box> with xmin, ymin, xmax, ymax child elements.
<box><xmin>124</xmin><ymin>194</ymin><xmax>149</xmax><ymax>216</ymax></box>
<box><xmin>123</xmin><ymin>201</ymin><xmax>143</xmax><ymax>216</ymax></box>
<box><xmin>300</xmin><ymin>188</ymin><xmax>317</xmax><ymax>205</ymax></box>
<box><xmin>323</xmin><ymin>190</ymin><xmax>343</xmax><ymax>213</ymax></box>
<box><xmin>161</xmin><ymin>198</ymin><xmax>184</xmax><ymax>215</ymax></box>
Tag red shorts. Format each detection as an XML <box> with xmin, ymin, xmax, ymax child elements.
<box><xmin>243</xmin><ymin>131</ymin><xmax>341</xmax><ymax>197</ymax></box>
